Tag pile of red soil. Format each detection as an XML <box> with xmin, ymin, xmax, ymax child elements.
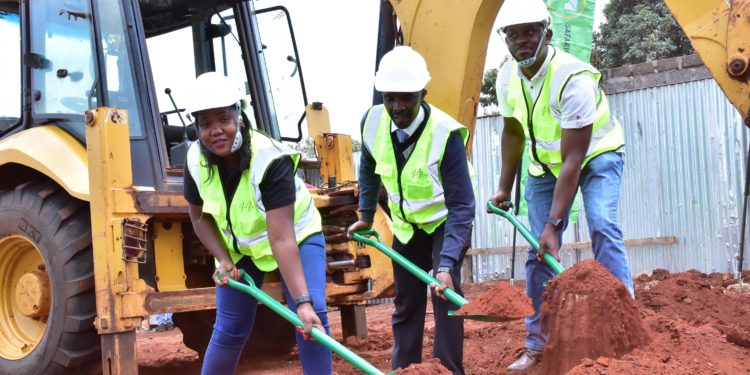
<box><xmin>637</xmin><ymin>269</ymin><xmax>750</xmax><ymax>348</ymax></box>
<box><xmin>395</xmin><ymin>358</ymin><xmax>452</xmax><ymax>374</ymax></box>
<box><xmin>540</xmin><ymin>259</ymin><xmax>649</xmax><ymax>375</ymax></box>
<box><xmin>564</xmin><ymin>308</ymin><xmax>748</xmax><ymax>374</ymax></box>
<box><xmin>453</xmin><ymin>280</ymin><xmax>533</xmax><ymax>320</ymax></box>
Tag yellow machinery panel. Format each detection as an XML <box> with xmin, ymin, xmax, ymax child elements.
<box><xmin>0</xmin><ymin>126</ymin><xmax>90</xmax><ymax>200</ymax></box>
<box><xmin>665</xmin><ymin>0</ymin><xmax>750</xmax><ymax>122</ymax></box>
<box><xmin>86</xmin><ymin>108</ymin><xmax>151</xmax><ymax>375</ymax></box>
<box><xmin>315</xmin><ymin>133</ymin><xmax>356</xmax><ymax>185</ymax></box>
<box><xmin>306</xmin><ymin>102</ymin><xmax>332</xmax><ymax>139</ymax></box>
<box><xmin>362</xmin><ymin>204</ymin><xmax>396</xmax><ymax>299</ymax></box>
<box><xmin>391</xmin><ymin>0</ymin><xmax>504</xmax><ymax>151</ymax></box>
<box><xmin>153</xmin><ymin>222</ymin><xmax>187</xmax><ymax>292</ymax></box>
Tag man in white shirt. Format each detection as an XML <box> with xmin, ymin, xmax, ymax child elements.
<box><xmin>489</xmin><ymin>0</ymin><xmax>633</xmax><ymax>371</ymax></box>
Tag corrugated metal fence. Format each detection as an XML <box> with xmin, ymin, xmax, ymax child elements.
<box><xmin>469</xmin><ymin>78</ymin><xmax>750</xmax><ymax>282</ymax></box>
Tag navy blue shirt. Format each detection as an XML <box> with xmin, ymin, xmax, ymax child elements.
<box><xmin>357</xmin><ymin>103</ymin><xmax>475</xmax><ymax>269</ymax></box>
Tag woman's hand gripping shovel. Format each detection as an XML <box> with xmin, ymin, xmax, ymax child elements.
<box><xmin>352</xmin><ymin>230</ymin><xmax>511</xmax><ymax>322</ymax></box>
<box><xmin>220</xmin><ymin>270</ymin><xmax>395</xmax><ymax>375</ymax></box>
<box><xmin>486</xmin><ymin>201</ymin><xmax>565</xmax><ymax>275</ymax></box>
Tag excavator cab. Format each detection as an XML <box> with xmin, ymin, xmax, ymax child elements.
<box><xmin>0</xmin><ymin>0</ymin><xmax>307</xmax><ymax>187</ymax></box>
<box><xmin>0</xmin><ymin>0</ymin><xmax>316</xmax><ymax>373</ymax></box>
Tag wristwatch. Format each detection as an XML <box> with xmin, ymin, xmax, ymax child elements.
<box><xmin>294</xmin><ymin>294</ymin><xmax>313</xmax><ymax>307</ymax></box>
<box><xmin>436</xmin><ymin>266</ymin><xmax>452</xmax><ymax>275</ymax></box>
<box><xmin>546</xmin><ymin>217</ymin><xmax>564</xmax><ymax>232</ymax></box>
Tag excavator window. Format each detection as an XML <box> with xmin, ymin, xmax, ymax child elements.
<box><xmin>146</xmin><ymin>3</ymin><xmax>307</xmax><ymax>166</ymax></box>
<box><xmin>29</xmin><ymin>0</ymin><xmax>100</xmax><ymax>139</ymax></box>
<box><xmin>209</xmin><ymin>11</ymin><xmax>259</xmax><ymax>131</ymax></box>
<box><xmin>147</xmin><ymin>23</ymin><xmax>197</xmax><ymax>149</ymax></box>
<box><xmin>25</xmin><ymin>1</ymin><xmax>145</xmax><ymax>140</ymax></box>
<box><xmin>253</xmin><ymin>7</ymin><xmax>307</xmax><ymax>142</ymax></box>
<box><xmin>95</xmin><ymin>1</ymin><xmax>145</xmax><ymax>137</ymax></box>
<box><xmin>0</xmin><ymin>6</ymin><xmax>20</xmax><ymax>134</ymax></box>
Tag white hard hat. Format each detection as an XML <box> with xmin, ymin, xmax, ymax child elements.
<box><xmin>187</xmin><ymin>71</ymin><xmax>243</xmax><ymax>115</ymax></box>
<box><xmin>497</xmin><ymin>0</ymin><xmax>551</xmax><ymax>31</ymax></box>
<box><xmin>374</xmin><ymin>46</ymin><xmax>431</xmax><ymax>93</ymax></box>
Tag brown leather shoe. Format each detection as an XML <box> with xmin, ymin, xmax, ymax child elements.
<box><xmin>507</xmin><ymin>349</ymin><xmax>542</xmax><ymax>372</ymax></box>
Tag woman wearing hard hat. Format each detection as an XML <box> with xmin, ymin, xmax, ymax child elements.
<box><xmin>183</xmin><ymin>72</ymin><xmax>331</xmax><ymax>374</ymax></box>
<box><xmin>347</xmin><ymin>46</ymin><xmax>476</xmax><ymax>375</ymax></box>
<box><xmin>489</xmin><ymin>0</ymin><xmax>632</xmax><ymax>371</ymax></box>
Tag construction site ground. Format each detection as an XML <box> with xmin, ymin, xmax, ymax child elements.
<box><xmin>138</xmin><ymin>269</ymin><xmax>750</xmax><ymax>374</ymax></box>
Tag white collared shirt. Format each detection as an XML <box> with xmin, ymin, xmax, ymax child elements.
<box><xmin>497</xmin><ymin>46</ymin><xmax>598</xmax><ymax>129</ymax></box>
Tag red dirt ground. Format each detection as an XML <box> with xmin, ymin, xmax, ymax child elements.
<box><xmin>396</xmin><ymin>358</ymin><xmax>452</xmax><ymax>374</ymax></box>
<box><xmin>137</xmin><ymin>269</ymin><xmax>750</xmax><ymax>374</ymax></box>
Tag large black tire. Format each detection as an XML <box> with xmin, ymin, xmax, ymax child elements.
<box><xmin>0</xmin><ymin>181</ymin><xmax>99</xmax><ymax>374</ymax></box>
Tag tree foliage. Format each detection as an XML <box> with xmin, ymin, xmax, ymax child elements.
<box><xmin>480</xmin><ymin>68</ymin><xmax>498</xmax><ymax>109</ymax></box>
<box><xmin>479</xmin><ymin>67</ymin><xmax>501</xmax><ymax>114</ymax></box>
<box><xmin>287</xmin><ymin>137</ymin><xmax>317</xmax><ymax>160</ymax></box>
<box><xmin>287</xmin><ymin>137</ymin><xmax>362</xmax><ymax>160</ymax></box>
<box><xmin>592</xmin><ymin>0</ymin><xmax>694</xmax><ymax>69</ymax></box>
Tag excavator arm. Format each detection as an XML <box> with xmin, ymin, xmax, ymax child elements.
<box><xmin>386</xmin><ymin>0</ymin><xmax>750</xmax><ymax>131</ymax></box>
<box><xmin>665</xmin><ymin>0</ymin><xmax>750</xmax><ymax>126</ymax></box>
<box><xmin>388</xmin><ymin>0</ymin><xmax>503</xmax><ymax>151</ymax></box>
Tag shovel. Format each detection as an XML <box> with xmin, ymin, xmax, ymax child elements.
<box><xmin>352</xmin><ymin>230</ymin><xmax>509</xmax><ymax>322</ymax></box>
<box><xmin>223</xmin><ymin>270</ymin><xmax>392</xmax><ymax>375</ymax></box>
<box><xmin>486</xmin><ymin>201</ymin><xmax>565</xmax><ymax>275</ymax></box>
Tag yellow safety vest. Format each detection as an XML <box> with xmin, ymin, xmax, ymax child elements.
<box><xmin>362</xmin><ymin>104</ymin><xmax>475</xmax><ymax>244</ymax></box>
<box><xmin>186</xmin><ymin>131</ymin><xmax>322</xmax><ymax>271</ymax></box>
<box><xmin>499</xmin><ymin>48</ymin><xmax>625</xmax><ymax>177</ymax></box>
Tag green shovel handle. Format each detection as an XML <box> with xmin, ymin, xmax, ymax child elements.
<box><xmin>486</xmin><ymin>201</ymin><xmax>565</xmax><ymax>275</ymax></box>
<box><xmin>223</xmin><ymin>271</ymin><xmax>386</xmax><ymax>375</ymax></box>
<box><xmin>352</xmin><ymin>230</ymin><xmax>468</xmax><ymax>307</ymax></box>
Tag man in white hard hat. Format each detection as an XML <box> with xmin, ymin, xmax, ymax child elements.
<box><xmin>347</xmin><ymin>46</ymin><xmax>475</xmax><ymax>374</ymax></box>
<box><xmin>489</xmin><ymin>0</ymin><xmax>633</xmax><ymax>371</ymax></box>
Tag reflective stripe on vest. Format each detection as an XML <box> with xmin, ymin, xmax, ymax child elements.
<box><xmin>362</xmin><ymin>104</ymin><xmax>472</xmax><ymax>243</ymax></box>
<box><xmin>500</xmin><ymin>48</ymin><xmax>625</xmax><ymax>177</ymax></box>
<box><xmin>223</xmin><ymin>180</ymin><xmax>318</xmax><ymax>247</ymax></box>
<box><xmin>186</xmin><ymin>131</ymin><xmax>322</xmax><ymax>271</ymax></box>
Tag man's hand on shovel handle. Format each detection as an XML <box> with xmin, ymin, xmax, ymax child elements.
<box><xmin>431</xmin><ymin>271</ymin><xmax>455</xmax><ymax>301</ymax></box>
<box><xmin>488</xmin><ymin>191</ymin><xmax>512</xmax><ymax>212</ymax></box>
<box><xmin>538</xmin><ymin>226</ymin><xmax>561</xmax><ymax>263</ymax></box>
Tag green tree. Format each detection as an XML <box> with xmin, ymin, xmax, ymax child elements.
<box><xmin>592</xmin><ymin>0</ymin><xmax>693</xmax><ymax>69</ymax></box>
<box><xmin>480</xmin><ymin>68</ymin><xmax>498</xmax><ymax>111</ymax></box>
<box><xmin>287</xmin><ymin>137</ymin><xmax>317</xmax><ymax>160</ymax></box>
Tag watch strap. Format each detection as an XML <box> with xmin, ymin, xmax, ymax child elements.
<box><xmin>293</xmin><ymin>294</ymin><xmax>313</xmax><ymax>307</ymax></box>
<box><xmin>546</xmin><ymin>217</ymin><xmax>564</xmax><ymax>231</ymax></box>
<box><xmin>436</xmin><ymin>266</ymin><xmax>452</xmax><ymax>274</ymax></box>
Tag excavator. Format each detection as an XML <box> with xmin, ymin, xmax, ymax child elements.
<box><xmin>0</xmin><ymin>0</ymin><xmax>747</xmax><ymax>374</ymax></box>
<box><xmin>0</xmin><ymin>1</ymin><xmax>397</xmax><ymax>373</ymax></box>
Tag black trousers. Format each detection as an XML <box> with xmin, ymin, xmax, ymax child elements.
<box><xmin>390</xmin><ymin>223</ymin><xmax>470</xmax><ymax>375</ymax></box>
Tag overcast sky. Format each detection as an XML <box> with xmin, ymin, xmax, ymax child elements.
<box><xmin>257</xmin><ymin>0</ymin><xmax>608</xmax><ymax>139</ymax></box>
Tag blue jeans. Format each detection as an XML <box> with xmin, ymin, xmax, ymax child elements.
<box><xmin>524</xmin><ymin>151</ymin><xmax>634</xmax><ymax>351</ymax></box>
<box><xmin>201</xmin><ymin>233</ymin><xmax>332</xmax><ymax>375</ymax></box>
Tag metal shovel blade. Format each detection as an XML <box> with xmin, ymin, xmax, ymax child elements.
<box><xmin>353</xmin><ymin>230</ymin><xmax>509</xmax><ymax>322</ymax></box>
<box><xmin>447</xmin><ymin>310</ymin><xmax>521</xmax><ymax>322</ymax></box>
